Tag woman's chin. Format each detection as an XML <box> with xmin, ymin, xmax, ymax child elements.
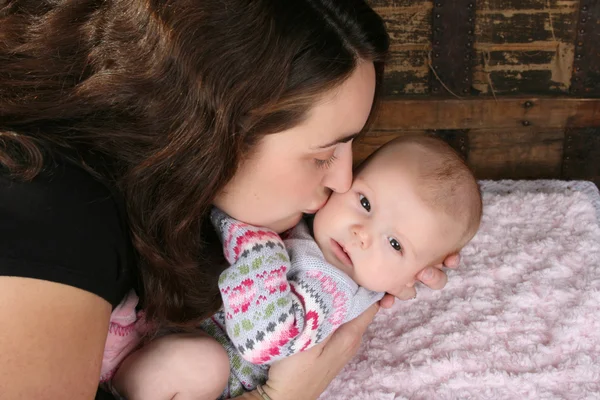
<box><xmin>272</xmin><ymin>213</ymin><xmax>303</xmax><ymax>233</ymax></box>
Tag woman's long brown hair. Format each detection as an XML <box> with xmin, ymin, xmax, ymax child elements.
<box><xmin>0</xmin><ymin>0</ymin><xmax>389</xmax><ymax>330</ymax></box>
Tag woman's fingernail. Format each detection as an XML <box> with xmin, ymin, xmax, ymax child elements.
<box><xmin>421</xmin><ymin>268</ymin><xmax>433</xmax><ymax>280</ymax></box>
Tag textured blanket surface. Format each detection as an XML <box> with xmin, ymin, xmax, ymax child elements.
<box><xmin>320</xmin><ymin>180</ymin><xmax>600</xmax><ymax>400</ymax></box>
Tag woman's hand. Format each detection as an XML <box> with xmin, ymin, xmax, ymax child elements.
<box><xmin>380</xmin><ymin>252</ymin><xmax>461</xmax><ymax>308</ymax></box>
<box><xmin>240</xmin><ymin>303</ymin><xmax>380</xmax><ymax>400</ymax></box>
<box><xmin>234</xmin><ymin>253</ymin><xmax>461</xmax><ymax>400</ymax></box>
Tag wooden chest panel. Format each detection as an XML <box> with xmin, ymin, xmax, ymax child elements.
<box><xmin>360</xmin><ymin>1</ymin><xmax>600</xmax><ymax>187</ymax></box>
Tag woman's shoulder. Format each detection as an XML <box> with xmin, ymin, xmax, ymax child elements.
<box><xmin>0</xmin><ymin>159</ymin><xmax>136</xmax><ymax>307</ymax></box>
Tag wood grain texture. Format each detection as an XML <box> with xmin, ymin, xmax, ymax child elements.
<box><xmin>468</xmin><ymin>129</ymin><xmax>564</xmax><ymax>179</ymax></box>
<box><xmin>370</xmin><ymin>1</ymin><xmax>432</xmax><ymax>94</ymax></box>
<box><xmin>562</xmin><ymin>128</ymin><xmax>600</xmax><ymax>185</ymax></box>
<box><xmin>430</xmin><ymin>0</ymin><xmax>477</xmax><ymax>96</ymax></box>
<box><xmin>354</xmin><ymin>129</ymin><xmax>564</xmax><ymax>180</ymax></box>
<box><xmin>571</xmin><ymin>1</ymin><xmax>600</xmax><ymax>95</ymax></box>
<box><xmin>474</xmin><ymin>0</ymin><xmax>578</xmax><ymax>94</ymax></box>
<box><xmin>371</xmin><ymin>97</ymin><xmax>600</xmax><ymax>130</ymax></box>
<box><xmin>368</xmin><ymin>0</ymin><xmax>580</xmax><ymax>95</ymax></box>
<box><xmin>384</xmin><ymin>50</ymin><xmax>430</xmax><ymax>96</ymax></box>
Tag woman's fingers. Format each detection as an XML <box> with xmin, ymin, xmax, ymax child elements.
<box><xmin>379</xmin><ymin>293</ymin><xmax>395</xmax><ymax>309</ymax></box>
<box><xmin>263</xmin><ymin>304</ymin><xmax>379</xmax><ymax>400</ymax></box>
<box><xmin>443</xmin><ymin>252</ymin><xmax>461</xmax><ymax>269</ymax></box>
<box><xmin>417</xmin><ymin>266</ymin><xmax>448</xmax><ymax>290</ymax></box>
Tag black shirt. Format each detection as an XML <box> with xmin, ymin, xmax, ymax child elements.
<box><xmin>0</xmin><ymin>160</ymin><xmax>135</xmax><ymax>399</ymax></box>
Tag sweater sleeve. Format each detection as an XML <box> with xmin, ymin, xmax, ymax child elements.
<box><xmin>211</xmin><ymin>208</ymin><xmax>383</xmax><ymax>365</ymax></box>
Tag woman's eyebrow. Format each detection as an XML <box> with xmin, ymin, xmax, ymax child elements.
<box><xmin>315</xmin><ymin>132</ymin><xmax>360</xmax><ymax>149</ymax></box>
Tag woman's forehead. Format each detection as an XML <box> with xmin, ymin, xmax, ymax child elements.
<box><xmin>302</xmin><ymin>63</ymin><xmax>377</xmax><ymax>144</ymax></box>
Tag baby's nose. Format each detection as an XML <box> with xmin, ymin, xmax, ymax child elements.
<box><xmin>351</xmin><ymin>225</ymin><xmax>371</xmax><ymax>248</ymax></box>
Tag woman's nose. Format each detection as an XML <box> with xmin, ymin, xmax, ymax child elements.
<box><xmin>351</xmin><ymin>224</ymin><xmax>371</xmax><ymax>248</ymax></box>
<box><xmin>322</xmin><ymin>142</ymin><xmax>353</xmax><ymax>193</ymax></box>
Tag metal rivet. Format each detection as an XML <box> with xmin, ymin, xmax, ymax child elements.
<box><xmin>583</xmin><ymin>5</ymin><xmax>589</xmax><ymax>11</ymax></box>
<box><xmin>468</xmin><ymin>17</ymin><xmax>473</xmax><ymax>22</ymax></box>
<box><xmin>436</xmin><ymin>2</ymin><xmax>442</xmax><ymax>6</ymax></box>
<box><xmin>435</xmin><ymin>40</ymin><xmax>440</xmax><ymax>45</ymax></box>
<box><xmin>580</xmin><ymin>29</ymin><xmax>586</xmax><ymax>34</ymax></box>
<box><xmin>466</xmin><ymin>41</ymin><xmax>472</xmax><ymax>47</ymax></box>
<box><xmin>468</xmin><ymin>3</ymin><xmax>474</xmax><ymax>8</ymax></box>
<box><xmin>567</xmin><ymin>145</ymin><xmax>572</xmax><ymax>149</ymax></box>
<box><xmin>464</xmin><ymin>54</ymin><xmax>471</xmax><ymax>60</ymax></box>
<box><xmin>582</xmin><ymin>18</ymin><xmax>587</xmax><ymax>23</ymax></box>
<box><xmin>433</xmin><ymin>87</ymin><xmax>439</xmax><ymax>92</ymax></box>
<box><xmin>577</xmin><ymin>54</ymin><xmax>582</xmax><ymax>59</ymax></box>
<box><xmin>463</xmin><ymin>88</ymin><xmax>469</xmax><ymax>93</ymax></box>
<box><xmin>435</xmin><ymin>27</ymin><xmax>442</xmax><ymax>32</ymax></box>
<box><xmin>522</xmin><ymin>120</ymin><xmax>531</xmax><ymax>126</ymax></box>
<box><xmin>576</xmin><ymin>66</ymin><xmax>581</xmax><ymax>71</ymax></box>
<box><xmin>578</xmin><ymin>41</ymin><xmax>584</xmax><ymax>46</ymax></box>
<box><xmin>566</xmin><ymin>156</ymin><xmax>570</xmax><ymax>160</ymax></box>
<box><xmin>468</xmin><ymin>30</ymin><xmax>474</xmax><ymax>35</ymax></box>
<box><xmin>434</xmin><ymin>65</ymin><xmax>440</xmax><ymax>70</ymax></box>
<box><xmin>524</xmin><ymin>101</ymin><xmax>533</xmax><ymax>108</ymax></box>
<box><xmin>436</xmin><ymin>13</ymin><xmax>441</xmax><ymax>18</ymax></box>
<box><xmin>435</xmin><ymin>53</ymin><xmax>440</xmax><ymax>57</ymax></box>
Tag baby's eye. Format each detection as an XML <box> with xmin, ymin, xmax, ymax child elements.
<box><xmin>359</xmin><ymin>194</ymin><xmax>371</xmax><ymax>212</ymax></box>
<box><xmin>389</xmin><ymin>237</ymin><xmax>402</xmax><ymax>252</ymax></box>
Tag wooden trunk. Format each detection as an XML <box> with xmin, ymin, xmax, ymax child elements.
<box><xmin>359</xmin><ymin>0</ymin><xmax>600</xmax><ymax>187</ymax></box>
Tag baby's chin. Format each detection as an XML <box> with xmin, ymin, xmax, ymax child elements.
<box><xmin>318</xmin><ymin>244</ymin><xmax>353</xmax><ymax>276</ymax></box>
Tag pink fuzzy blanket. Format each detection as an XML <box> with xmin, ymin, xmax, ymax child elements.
<box><xmin>321</xmin><ymin>180</ymin><xmax>600</xmax><ymax>400</ymax></box>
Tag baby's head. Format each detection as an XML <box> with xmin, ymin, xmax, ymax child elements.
<box><xmin>313</xmin><ymin>135</ymin><xmax>482</xmax><ymax>294</ymax></box>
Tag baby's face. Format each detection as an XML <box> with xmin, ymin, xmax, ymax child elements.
<box><xmin>313</xmin><ymin>154</ymin><xmax>460</xmax><ymax>294</ymax></box>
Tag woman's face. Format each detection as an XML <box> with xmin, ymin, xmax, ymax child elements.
<box><xmin>214</xmin><ymin>62</ymin><xmax>376</xmax><ymax>233</ymax></box>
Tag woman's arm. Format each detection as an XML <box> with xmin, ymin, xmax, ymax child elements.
<box><xmin>0</xmin><ymin>276</ymin><xmax>111</xmax><ymax>400</ymax></box>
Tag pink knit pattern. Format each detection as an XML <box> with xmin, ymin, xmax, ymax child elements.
<box><xmin>100</xmin><ymin>290</ymin><xmax>146</xmax><ymax>383</ymax></box>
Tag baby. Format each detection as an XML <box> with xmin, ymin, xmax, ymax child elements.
<box><xmin>112</xmin><ymin>135</ymin><xmax>482</xmax><ymax>399</ymax></box>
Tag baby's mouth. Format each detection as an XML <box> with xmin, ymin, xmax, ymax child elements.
<box><xmin>330</xmin><ymin>239</ymin><xmax>354</xmax><ymax>267</ymax></box>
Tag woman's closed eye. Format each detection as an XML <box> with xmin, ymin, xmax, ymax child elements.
<box><xmin>314</xmin><ymin>154</ymin><xmax>338</xmax><ymax>169</ymax></box>
<box><xmin>359</xmin><ymin>194</ymin><xmax>371</xmax><ymax>211</ymax></box>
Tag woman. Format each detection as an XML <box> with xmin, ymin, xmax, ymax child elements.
<box><xmin>0</xmin><ymin>1</ymin><xmax>457</xmax><ymax>399</ymax></box>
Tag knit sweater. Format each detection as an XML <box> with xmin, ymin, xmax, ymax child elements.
<box><xmin>203</xmin><ymin>208</ymin><xmax>383</xmax><ymax>398</ymax></box>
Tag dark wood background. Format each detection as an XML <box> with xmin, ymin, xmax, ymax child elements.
<box><xmin>357</xmin><ymin>0</ymin><xmax>600</xmax><ymax>186</ymax></box>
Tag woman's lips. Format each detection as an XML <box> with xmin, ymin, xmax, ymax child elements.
<box><xmin>330</xmin><ymin>239</ymin><xmax>353</xmax><ymax>267</ymax></box>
